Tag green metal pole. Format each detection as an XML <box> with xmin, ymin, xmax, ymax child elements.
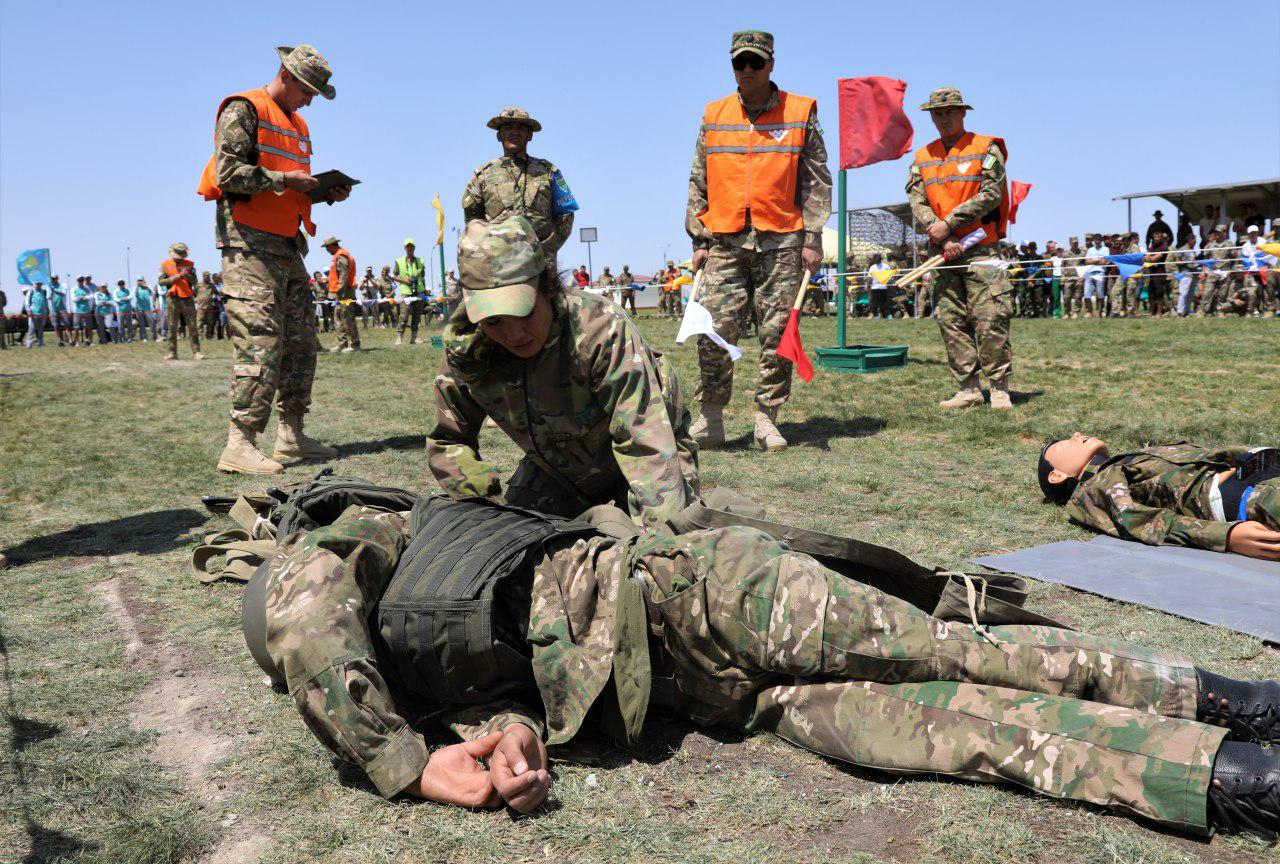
<box><xmin>437</xmin><ymin>241</ymin><xmax>446</xmax><ymax>296</ymax></box>
<box><xmin>836</xmin><ymin>169</ymin><xmax>847</xmax><ymax>349</ymax></box>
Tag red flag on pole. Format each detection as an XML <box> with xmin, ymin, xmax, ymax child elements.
<box><xmin>1008</xmin><ymin>181</ymin><xmax>1033</xmax><ymax>224</ymax></box>
<box><xmin>777</xmin><ymin>273</ymin><xmax>815</xmax><ymax>382</ymax></box>
<box><xmin>837</xmin><ymin>77</ymin><xmax>914</xmax><ymax>170</ymax></box>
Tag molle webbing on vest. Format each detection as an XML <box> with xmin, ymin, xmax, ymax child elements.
<box><xmin>375</xmin><ymin>496</ymin><xmax>596</xmax><ymax>710</ymax></box>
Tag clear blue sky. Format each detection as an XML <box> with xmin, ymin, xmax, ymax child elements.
<box><xmin>2</xmin><ymin>0</ymin><xmax>1277</xmax><ymax>311</ymax></box>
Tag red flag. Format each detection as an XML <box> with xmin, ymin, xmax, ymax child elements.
<box><xmin>777</xmin><ymin>310</ymin><xmax>814</xmax><ymax>382</ymax></box>
<box><xmin>1008</xmin><ymin>181</ymin><xmax>1033</xmax><ymax>224</ymax></box>
<box><xmin>837</xmin><ymin>76</ymin><xmax>914</xmax><ymax>170</ymax></box>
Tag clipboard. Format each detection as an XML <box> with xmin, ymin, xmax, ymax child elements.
<box><xmin>306</xmin><ymin>170</ymin><xmax>361</xmax><ymax>202</ymax></box>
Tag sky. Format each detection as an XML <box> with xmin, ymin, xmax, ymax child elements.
<box><xmin>2</xmin><ymin>0</ymin><xmax>1278</xmax><ymax>312</ymax></box>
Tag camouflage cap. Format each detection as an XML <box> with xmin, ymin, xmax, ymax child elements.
<box><xmin>919</xmin><ymin>86</ymin><xmax>973</xmax><ymax>111</ymax></box>
<box><xmin>486</xmin><ymin>107</ymin><xmax>542</xmax><ymax>132</ymax></box>
<box><xmin>276</xmin><ymin>45</ymin><xmax>336</xmax><ymax>100</ymax></box>
<box><xmin>457</xmin><ymin>216</ymin><xmax>545</xmax><ymax>323</ymax></box>
<box><xmin>169</xmin><ymin>242</ymin><xmax>189</xmax><ymax>257</ymax></box>
<box><xmin>731</xmin><ymin>30</ymin><xmax>773</xmax><ymax>59</ymax></box>
<box><xmin>321</xmin><ymin>236</ymin><xmax>341</xmax><ymax>247</ymax></box>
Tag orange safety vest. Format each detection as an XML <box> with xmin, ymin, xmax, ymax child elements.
<box><xmin>328</xmin><ymin>249</ymin><xmax>356</xmax><ymax>294</ymax></box>
<box><xmin>161</xmin><ymin>258</ymin><xmax>196</xmax><ymax>298</ymax></box>
<box><xmin>196</xmin><ymin>88</ymin><xmax>316</xmax><ymax>239</ymax></box>
<box><xmin>912</xmin><ymin>132</ymin><xmax>1010</xmax><ymax>246</ymax></box>
<box><xmin>699</xmin><ymin>90</ymin><xmax>815</xmax><ymax>235</ymax></box>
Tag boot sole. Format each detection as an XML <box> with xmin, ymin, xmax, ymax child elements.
<box><xmin>756</xmin><ymin>440</ymin><xmax>787</xmax><ymax>452</ymax></box>
<box><xmin>217</xmin><ymin>460</ymin><xmax>284</xmax><ymax>475</ymax></box>
<box><xmin>939</xmin><ymin>401</ymin><xmax>983</xmax><ymax>409</ymax></box>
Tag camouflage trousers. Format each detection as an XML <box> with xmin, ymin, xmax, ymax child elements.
<box><xmin>198</xmin><ymin>306</ymin><xmax>218</xmax><ymax>339</ymax></box>
<box><xmin>659</xmin><ymin>290</ymin><xmax>682</xmax><ymax>317</ymax></box>
<box><xmin>166</xmin><ymin>296</ymin><xmax>200</xmax><ymax>355</ymax></box>
<box><xmin>1199</xmin><ymin>273</ymin><xmax>1230</xmax><ymax>315</ymax></box>
<box><xmin>335</xmin><ymin>300</ymin><xmax>360</xmax><ymax>349</ymax></box>
<box><xmin>638</xmin><ymin>527</ymin><xmax>1224</xmax><ymax>834</ymax></box>
<box><xmin>696</xmin><ymin>244</ymin><xmax>804</xmax><ymax>409</ymax></box>
<box><xmin>1116</xmin><ymin>278</ymin><xmax>1142</xmax><ymax>316</ymax></box>
<box><xmin>1243</xmin><ymin>477</ymin><xmax>1280</xmax><ymax>530</ymax></box>
<box><xmin>933</xmin><ymin>256</ymin><xmax>1014</xmax><ymax>385</ymax></box>
<box><xmin>221</xmin><ymin>249</ymin><xmax>319</xmax><ymax>433</ymax></box>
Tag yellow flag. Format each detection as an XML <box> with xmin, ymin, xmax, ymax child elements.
<box><xmin>1260</xmin><ymin>243</ymin><xmax>1280</xmax><ymax>257</ymax></box>
<box><xmin>871</xmin><ymin>268</ymin><xmax>898</xmax><ymax>286</ymax></box>
<box><xmin>431</xmin><ymin>194</ymin><xmax>445</xmax><ymax>245</ymax></box>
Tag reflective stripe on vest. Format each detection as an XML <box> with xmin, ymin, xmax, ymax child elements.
<box><xmin>328</xmin><ymin>249</ymin><xmax>356</xmax><ymax>293</ymax></box>
<box><xmin>912</xmin><ymin>132</ymin><xmax>1010</xmax><ymax>246</ymax></box>
<box><xmin>699</xmin><ymin>90</ymin><xmax>815</xmax><ymax>235</ymax></box>
<box><xmin>195</xmin><ymin>88</ymin><xmax>316</xmax><ymax>238</ymax></box>
<box><xmin>161</xmin><ymin>258</ymin><xmax>196</xmax><ymax>298</ymax></box>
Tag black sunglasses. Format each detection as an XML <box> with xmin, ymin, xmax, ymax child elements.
<box><xmin>732</xmin><ymin>54</ymin><xmax>767</xmax><ymax>71</ymax></box>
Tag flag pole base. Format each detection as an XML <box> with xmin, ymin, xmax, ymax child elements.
<box><xmin>814</xmin><ymin>344</ymin><xmax>909</xmax><ymax>373</ymax></box>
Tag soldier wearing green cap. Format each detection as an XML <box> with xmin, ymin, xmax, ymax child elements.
<box><xmin>199</xmin><ymin>44</ymin><xmax>349</xmax><ymax>475</ymax></box>
<box><xmin>426</xmin><ymin>216</ymin><xmax>700</xmax><ymax>529</ymax></box>
<box><xmin>686</xmin><ymin>30</ymin><xmax>832</xmax><ymax>453</ymax></box>
<box><xmin>462</xmin><ymin>107</ymin><xmax>577</xmax><ymax>269</ymax></box>
<box><xmin>906</xmin><ymin>86</ymin><xmax>1016</xmax><ymax>411</ymax></box>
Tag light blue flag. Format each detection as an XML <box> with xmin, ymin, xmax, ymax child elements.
<box><xmin>1106</xmin><ymin>253</ymin><xmax>1144</xmax><ymax>281</ymax></box>
<box><xmin>17</xmin><ymin>248</ymin><xmax>51</xmax><ymax>285</ymax></box>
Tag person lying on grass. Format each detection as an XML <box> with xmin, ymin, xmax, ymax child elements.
<box><xmin>1038</xmin><ymin>434</ymin><xmax>1280</xmax><ymax>560</ymax></box>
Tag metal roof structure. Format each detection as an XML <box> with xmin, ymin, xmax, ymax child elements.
<box><xmin>1113</xmin><ymin>178</ymin><xmax>1279</xmax><ymax>229</ymax></box>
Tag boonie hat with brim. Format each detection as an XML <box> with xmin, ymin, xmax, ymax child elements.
<box><xmin>731</xmin><ymin>30</ymin><xmax>773</xmax><ymax>59</ymax></box>
<box><xmin>458</xmin><ymin>216</ymin><xmax>544</xmax><ymax>324</ymax></box>
<box><xmin>321</xmin><ymin>236</ymin><xmax>341</xmax><ymax>247</ymax></box>
<box><xmin>487</xmin><ymin>107</ymin><xmax>542</xmax><ymax>132</ymax></box>
<box><xmin>276</xmin><ymin>45</ymin><xmax>336</xmax><ymax>100</ymax></box>
<box><xmin>920</xmin><ymin>86</ymin><xmax>973</xmax><ymax>111</ymax></box>
<box><xmin>170</xmin><ymin>242</ymin><xmax>189</xmax><ymax>256</ymax></box>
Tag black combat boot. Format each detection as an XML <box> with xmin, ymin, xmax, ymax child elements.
<box><xmin>1196</xmin><ymin>668</ymin><xmax>1280</xmax><ymax>745</ymax></box>
<box><xmin>1208</xmin><ymin>741</ymin><xmax>1280</xmax><ymax>842</ymax></box>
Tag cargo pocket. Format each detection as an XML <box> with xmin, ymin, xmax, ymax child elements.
<box><xmin>231</xmin><ymin>363</ymin><xmax>266</xmax><ymax>410</ymax></box>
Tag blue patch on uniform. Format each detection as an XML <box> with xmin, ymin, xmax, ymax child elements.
<box><xmin>551</xmin><ymin>168</ymin><xmax>580</xmax><ymax>215</ymax></box>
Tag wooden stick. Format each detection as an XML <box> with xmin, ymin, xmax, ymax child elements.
<box><xmin>889</xmin><ymin>254</ymin><xmax>946</xmax><ymax>289</ymax></box>
<box><xmin>687</xmin><ymin>269</ymin><xmax>704</xmax><ymax>305</ymax></box>
<box><xmin>791</xmin><ymin>268</ymin><xmax>811</xmax><ymax>311</ymax></box>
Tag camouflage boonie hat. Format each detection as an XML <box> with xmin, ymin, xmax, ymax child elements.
<box><xmin>276</xmin><ymin>45</ymin><xmax>336</xmax><ymax>100</ymax></box>
<box><xmin>730</xmin><ymin>30</ymin><xmax>773</xmax><ymax>59</ymax></box>
<box><xmin>169</xmin><ymin>242</ymin><xmax>189</xmax><ymax>257</ymax></box>
<box><xmin>321</xmin><ymin>236</ymin><xmax>341</xmax><ymax>247</ymax></box>
<box><xmin>487</xmin><ymin>107</ymin><xmax>541</xmax><ymax>132</ymax></box>
<box><xmin>920</xmin><ymin>86</ymin><xmax>973</xmax><ymax>111</ymax></box>
<box><xmin>457</xmin><ymin>216</ymin><xmax>545</xmax><ymax>323</ymax></box>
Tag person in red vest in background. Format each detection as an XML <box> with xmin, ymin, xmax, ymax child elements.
<box><xmin>322</xmin><ymin>237</ymin><xmax>360</xmax><ymax>353</ymax></box>
<box><xmin>906</xmin><ymin>87</ymin><xmax>1014</xmax><ymax>411</ymax></box>
<box><xmin>685</xmin><ymin>31</ymin><xmax>831</xmax><ymax>454</ymax></box>
<box><xmin>158</xmin><ymin>242</ymin><xmax>203</xmax><ymax>361</ymax></box>
<box><xmin>196</xmin><ymin>44</ymin><xmax>350</xmax><ymax>475</ymax></box>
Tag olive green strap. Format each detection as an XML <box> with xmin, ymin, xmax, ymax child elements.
<box><xmin>191</xmin><ymin>528</ymin><xmax>277</xmax><ymax>584</ymax></box>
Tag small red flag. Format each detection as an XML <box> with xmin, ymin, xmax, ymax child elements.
<box><xmin>837</xmin><ymin>76</ymin><xmax>914</xmax><ymax>170</ymax></box>
<box><xmin>1008</xmin><ymin>181</ymin><xmax>1033</xmax><ymax>224</ymax></box>
<box><xmin>777</xmin><ymin>310</ymin><xmax>814</xmax><ymax>382</ymax></box>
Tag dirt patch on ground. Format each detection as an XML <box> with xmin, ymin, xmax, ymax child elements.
<box><xmin>92</xmin><ymin>576</ymin><xmax>271</xmax><ymax>863</ymax></box>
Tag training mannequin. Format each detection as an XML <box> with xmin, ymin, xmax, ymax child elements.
<box><xmin>1038</xmin><ymin>433</ymin><xmax>1280</xmax><ymax>560</ymax></box>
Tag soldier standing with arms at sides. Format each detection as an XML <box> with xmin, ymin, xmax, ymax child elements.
<box><xmin>322</xmin><ymin>237</ymin><xmax>360</xmax><ymax>353</ymax></box>
<box><xmin>158</xmin><ymin>243</ymin><xmax>203</xmax><ymax>360</ymax></box>
<box><xmin>616</xmin><ymin>265</ymin><xmax>637</xmax><ymax>314</ymax></box>
<box><xmin>595</xmin><ymin>265</ymin><xmax>616</xmax><ymax>303</ymax></box>
<box><xmin>196</xmin><ymin>272</ymin><xmax>218</xmax><ymax>339</ymax></box>
<box><xmin>462</xmin><ymin>107</ymin><xmax>577</xmax><ymax>271</ymax></box>
<box><xmin>391</xmin><ymin>238</ymin><xmax>425</xmax><ymax>345</ymax></box>
<box><xmin>196</xmin><ymin>44</ymin><xmax>349</xmax><ymax>474</ymax></box>
<box><xmin>906</xmin><ymin>87</ymin><xmax>1014</xmax><ymax>411</ymax></box>
<box><xmin>686</xmin><ymin>31</ymin><xmax>832</xmax><ymax>453</ymax></box>
<box><xmin>1200</xmin><ymin>226</ymin><xmax>1234</xmax><ymax>317</ymax></box>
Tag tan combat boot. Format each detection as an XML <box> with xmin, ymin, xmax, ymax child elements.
<box><xmin>329</xmin><ymin>345</ymin><xmax>343</xmax><ymax>353</ymax></box>
<box><xmin>217</xmin><ymin>420</ymin><xmax>284</xmax><ymax>474</ymax></box>
<box><xmin>164</xmin><ymin>351</ymin><xmax>178</xmax><ymax>361</ymax></box>
<box><xmin>939</xmin><ymin>377</ymin><xmax>984</xmax><ymax>409</ymax></box>
<box><xmin>395</xmin><ymin>334</ymin><xmax>403</xmax><ymax>346</ymax></box>
<box><xmin>753</xmin><ymin>406</ymin><xmax>787</xmax><ymax>452</ymax></box>
<box><xmin>989</xmin><ymin>381</ymin><xmax>1014</xmax><ymax>411</ymax></box>
<box><xmin>689</xmin><ymin>404</ymin><xmax>725</xmax><ymax>449</ymax></box>
<box><xmin>273</xmin><ymin>412</ymin><xmax>337</xmax><ymax>460</ymax></box>
<box><xmin>193</xmin><ymin>351</ymin><xmax>205</xmax><ymax>360</ymax></box>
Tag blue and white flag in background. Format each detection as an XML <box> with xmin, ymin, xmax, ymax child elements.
<box><xmin>17</xmin><ymin>248</ymin><xmax>51</xmax><ymax>285</ymax></box>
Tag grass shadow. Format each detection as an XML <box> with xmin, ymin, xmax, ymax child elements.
<box><xmin>1011</xmin><ymin>388</ymin><xmax>1045</xmax><ymax>406</ymax></box>
<box><xmin>720</xmin><ymin>415</ymin><xmax>887</xmax><ymax>452</ymax></box>
<box><xmin>1</xmin><ymin>508</ymin><xmax>209</xmax><ymax>566</ymax></box>
<box><xmin>334</xmin><ymin>434</ymin><xmax>425</xmax><ymax>458</ymax></box>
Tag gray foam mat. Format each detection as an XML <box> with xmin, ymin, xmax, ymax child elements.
<box><xmin>972</xmin><ymin>534</ymin><xmax>1280</xmax><ymax>643</ymax></box>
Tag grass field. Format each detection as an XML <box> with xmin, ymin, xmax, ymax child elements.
<box><xmin>2</xmin><ymin>312</ymin><xmax>1279</xmax><ymax>864</ymax></box>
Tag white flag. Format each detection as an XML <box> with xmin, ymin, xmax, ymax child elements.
<box><xmin>676</xmin><ymin>299</ymin><xmax>742</xmax><ymax>361</ymax></box>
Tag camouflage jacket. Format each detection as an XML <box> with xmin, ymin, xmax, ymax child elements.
<box><xmin>427</xmin><ymin>288</ymin><xmax>699</xmax><ymax>528</ymax></box>
<box><xmin>1065</xmin><ymin>442</ymin><xmax>1256</xmax><ymax>552</ymax></box>
<box><xmin>195</xmin><ymin>280</ymin><xmax>218</xmax><ymax>310</ymax></box>
<box><xmin>263</xmin><ymin>503</ymin><xmax>703</xmax><ymax>798</ymax></box>
<box><xmin>685</xmin><ymin>84</ymin><xmax>832</xmax><ymax>253</ymax></box>
<box><xmin>462</xmin><ymin>155</ymin><xmax>574</xmax><ymax>255</ymax></box>
<box><xmin>616</xmin><ymin>270</ymin><xmax>634</xmax><ymax>286</ymax></box>
<box><xmin>1204</xmin><ymin>240</ymin><xmax>1234</xmax><ymax>270</ymax></box>
<box><xmin>211</xmin><ymin>98</ymin><xmax>308</xmax><ymax>260</ymax></box>
<box><xmin>906</xmin><ymin>135</ymin><xmax>1007</xmax><ymax>255</ymax></box>
<box><xmin>596</xmin><ymin>272</ymin><xmax>616</xmax><ymax>287</ymax></box>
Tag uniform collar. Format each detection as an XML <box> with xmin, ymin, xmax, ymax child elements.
<box><xmin>737</xmin><ymin>82</ymin><xmax>779</xmax><ymax>120</ymax></box>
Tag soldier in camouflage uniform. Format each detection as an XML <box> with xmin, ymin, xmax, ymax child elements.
<box><xmin>1116</xmin><ymin>233</ymin><xmax>1143</xmax><ymax>317</ymax></box>
<box><xmin>443</xmin><ymin>268</ymin><xmax>462</xmax><ymax>320</ymax></box>
<box><xmin>462</xmin><ymin>107</ymin><xmax>576</xmax><ymax>270</ymax></box>
<box><xmin>196</xmin><ymin>271</ymin><xmax>219</xmax><ymax>339</ymax></box>
<box><xmin>686</xmin><ymin>31</ymin><xmax>832</xmax><ymax>453</ymax></box>
<box><xmin>427</xmin><ymin>216</ymin><xmax>700</xmax><ymax>529</ymax></box>
<box><xmin>906</xmin><ymin>87</ymin><xmax>1015</xmax><ymax>410</ymax></box>
<box><xmin>1200</xmin><ymin>226</ymin><xmax>1235</xmax><ymax>317</ymax></box>
<box><xmin>157</xmin><ymin>242</ymin><xmax>204</xmax><ymax>360</ymax></box>
<box><xmin>256</xmin><ymin>496</ymin><xmax>1280</xmax><ymax>837</ymax></box>
<box><xmin>198</xmin><ymin>45</ymin><xmax>346</xmax><ymax>474</ymax></box>
<box><xmin>322</xmin><ymin>237</ymin><xmax>360</xmax><ymax>352</ymax></box>
<box><xmin>616</xmin><ymin>266</ymin><xmax>637</xmax><ymax>315</ymax></box>
<box><xmin>659</xmin><ymin>261</ymin><xmax>683</xmax><ymax>318</ymax></box>
<box><xmin>595</xmin><ymin>265</ymin><xmax>616</xmax><ymax>295</ymax></box>
<box><xmin>1039</xmin><ymin>433</ymin><xmax>1280</xmax><ymax>560</ymax></box>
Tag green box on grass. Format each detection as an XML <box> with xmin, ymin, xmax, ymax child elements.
<box><xmin>814</xmin><ymin>344</ymin><xmax>909</xmax><ymax>373</ymax></box>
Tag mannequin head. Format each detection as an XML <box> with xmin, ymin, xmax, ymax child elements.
<box><xmin>1038</xmin><ymin>433</ymin><xmax>1110</xmax><ymax>504</ymax></box>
